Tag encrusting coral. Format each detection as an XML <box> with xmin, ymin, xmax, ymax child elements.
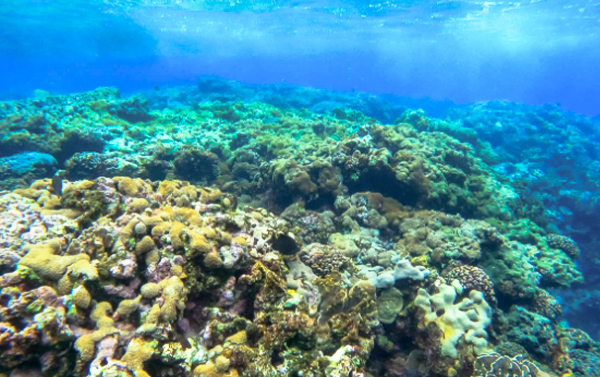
<box><xmin>414</xmin><ymin>280</ymin><xmax>492</xmax><ymax>359</ymax></box>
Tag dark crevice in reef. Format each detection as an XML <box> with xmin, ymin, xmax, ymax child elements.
<box><xmin>55</xmin><ymin>130</ymin><xmax>106</xmax><ymax>165</ymax></box>
<box><xmin>345</xmin><ymin>169</ymin><xmax>421</xmax><ymax>208</ymax></box>
<box><xmin>304</xmin><ymin>191</ymin><xmax>337</xmax><ymax>212</ymax></box>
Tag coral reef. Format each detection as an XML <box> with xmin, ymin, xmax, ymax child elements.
<box><xmin>1</xmin><ymin>82</ymin><xmax>599</xmax><ymax>377</ymax></box>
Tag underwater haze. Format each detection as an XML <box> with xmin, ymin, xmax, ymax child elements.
<box><xmin>3</xmin><ymin>1</ymin><xmax>600</xmax><ymax>377</ymax></box>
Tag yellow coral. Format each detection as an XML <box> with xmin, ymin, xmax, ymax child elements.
<box><xmin>68</xmin><ymin>180</ymin><xmax>96</xmax><ymax>192</ymax></box>
<box><xmin>72</xmin><ymin>286</ymin><xmax>92</xmax><ymax>309</ymax></box>
<box><xmin>225</xmin><ymin>330</ymin><xmax>247</xmax><ymax>346</ymax></box>
<box><xmin>204</xmin><ymin>251</ymin><xmax>223</xmax><ymax>269</ymax></box>
<box><xmin>170</xmin><ymin>264</ymin><xmax>184</xmax><ymax>277</ymax></box>
<box><xmin>74</xmin><ymin>334</ymin><xmax>96</xmax><ymax>361</ymax></box>
<box><xmin>159</xmin><ymin>276</ymin><xmax>185</xmax><ymax>323</ymax></box>
<box><xmin>115</xmin><ymin>177</ymin><xmax>139</xmax><ymax>196</ymax></box>
<box><xmin>175</xmin><ymin>195</ymin><xmax>192</xmax><ymax>208</ymax></box>
<box><xmin>145</xmin><ymin>250</ymin><xmax>160</xmax><ymax>266</ymax></box>
<box><xmin>141</xmin><ymin>215</ymin><xmax>164</xmax><ymax>228</ymax></box>
<box><xmin>91</xmin><ymin>302</ymin><xmax>112</xmax><ymax>320</ymax></box>
<box><xmin>131</xmin><ymin>198</ymin><xmax>150</xmax><ymax>213</ymax></box>
<box><xmin>199</xmin><ymin>188</ymin><xmax>221</xmax><ymax>204</ymax></box>
<box><xmin>19</xmin><ymin>240</ymin><xmax>89</xmax><ymax>281</ymax></box>
<box><xmin>140</xmin><ymin>283</ymin><xmax>161</xmax><ymax>299</ymax></box>
<box><xmin>172</xmin><ymin>207</ymin><xmax>203</xmax><ymax>227</ymax></box>
<box><xmin>194</xmin><ymin>362</ymin><xmax>238</xmax><ymax>377</ymax></box>
<box><xmin>134</xmin><ymin>370</ymin><xmax>151</xmax><ymax>377</ymax></box>
<box><xmin>219</xmin><ymin>231</ymin><xmax>232</xmax><ymax>245</ymax></box>
<box><xmin>190</xmin><ymin>231</ymin><xmax>211</xmax><ymax>256</ymax></box>
<box><xmin>119</xmin><ymin>219</ymin><xmax>138</xmax><ymax>244</ymax></box>
<box><xmin>14</xmin><ymin>187</ymin><xmax>45</xmax><ymax>199</ymax></box>
<box><xmin>232</xmin><ymin>236</ymin><xmax>247</xmax><ymax>246</ymax></box>
<box><xmin>58</xmin><ymin>274</ymin><xmax>75</xmax><ymax>295</ymax></box>
<box><xmin>158</xmin><ymin>181</ymin><xmax>181</xmax><ymax>198</ymax></box>
<box><xmin>203</xmin><ymin>227</ymin><xmax>218</xmax><ymax>239</ymax></box>
<box><xmin>117</xmin><ymin>296</ymin><xmax>141</xmax><ymax>316</ymax></box>
<box><xmin>170</xmin><ymin>222</ymin><xmax>187</xmax><ymax>250</ymax></box>
<box><xmin>135</xmin><ymin>236</ymin><xmax>156</xmax><ymax>255</ymax></box>
<box><xmin>181</xmin><ymin>185</ymin><xmax>198</xmax><ymax>200</ymax></box>
<box><xmin>90</xmin><ymin>302</ymin><xmax>118</xmax><ymax>341</ymax></box>
<box><xmin>215</xmin><ymin>355</ymin><xmax>231</xmax><ymax>372</ymax></box>
<box><xmin>146</xmin><ymin>303</ymin><xmax>161</xmax><ymax>323</ymax></box>
<box><xmin>43</xmin><ymin>196</ymin><xmax>62</xmax><ymax>209</ymax></box>
<box><xmin>151</xmin><ymin>222</ymin><xmax>171</xmax><ymax>237</ymax></box>
<box><xmin>121</xmin><ymin>338</ymin><xmax>153</xmax><ymax>371</ymax></box>
<box><xmin>194</xmin><ymin>362</ymin><xmax>216</xmax><ymax>377</ymax></box>
<box><xmin>69</xmin><ymin>258</ymin><xmax>99</xmax><ymax>281</ymax></box>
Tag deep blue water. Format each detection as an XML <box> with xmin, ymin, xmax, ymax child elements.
<box><xmin>1</xmin><ymin>0</ymin><xmax>600</xmax><ymax>116</ymax></box>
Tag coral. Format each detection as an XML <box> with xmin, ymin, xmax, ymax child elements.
<box><xmin>140</xmin><ymin>282</ymin><xmax>161</xmax><ymax>299</ymax></box>
<box><xmin>546</xmin><ymin>233</ymin><xmax>580</xmax><ymax>259</ymax></box>
<box><xmin>414</xmin><ymin>281</ymin><xmax>492</xmax><ymax>358</ymax></box>
<box><xmin>120</xmin><ymin>338</ymin><xmax>154</xmax><ymax>372</ymax></box>
<box><xmin>358</xmin><ymin>258</ymin><xmax>430</xmax><ymax>289</ymax></box>
<box><xmin>501</xmin><ymin>306</ymin><xmax>558</xmax><ymax>364</ymax></box>
<box><xmin>299</xmin><ymin>244</ymin><xmax>352</xmax><ymax>277</ymax></box>
<box><xmin>117</xmin><ymin>296</ymin><xmax>141</xmax><ymax>316</ymax></box>
<box><xmin>135</xmin><ymin>235</ymin><xmax>156</xmax><ymax>255</ymax></box>
<box><xmin>114</xmin><ymin>176</ymin><xmax>141</xmax><ymax>197</ymax></box>
<box><xmin>74</xmin><ymin>334</ymin><xmax>96</xmax><ymax>362</ymax></box>
<box><xmin>204</xmin><ymin>251</ymin><xmax>224</xmax><ymax>269</ymax></box>
<box><xmin>480</xmin><ymin>240</ymin><xmax>541</xmax><ymax>300</ymax></box>
<box><xmin>111</xmin><ymin>95</ymin><xmax>155</xmax><ymax>123</ymax></box>
<box><xmin>377</xmin><ymin>287</ymin><xmax>404</xmax><ymax>325</ymax></box>
<box><xmin>446</xmin><ymin>265</ymin><xmax>496</xmax><ymax>304</ymax></box>
<box><xmin>532</xmin><ymin>290</ymin><xmax>563</xmax><ymax>320</ymax></box>
<box><xmin>72</xmin><ymin>285</ymin><xmax>92</xmax><ymax>309</ymax></box>
<box><xmin>0</xmin><ymin>286</ymin><xmax>73</xmax><ymax>369</ymax></box>
<box><xmin>473</xmin><ymin>352</ymin><xmax>542</xmax><ymax>377</ymax></box>
<box><xmin>173</xmin><ymin>146</ymin><xmax>220</xmax><ymax>183</ymax></box>
<box><xmin>0</xmin><ymin>152</ymin><xmax>57</xmax><ymax>190</ymax></box>
<box><xmin>159</xmin><ymin>276</ymin><xmax>186</xmax><ymax>323</ymax></box>
<box><xmin>19</xmin><ymin>240</ymin><xmax>90</xmax><ymax>281</ymax></box>
<box><xmin>130</xmin><ymin>198</ymin><xmax>150</xmax><ymax>213</ymax></box>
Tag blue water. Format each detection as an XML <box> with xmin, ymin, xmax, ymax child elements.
<box><xmin>1</xmin><ymin>0</ymin><xmax>600</xmax><ymax>116</ymax></box>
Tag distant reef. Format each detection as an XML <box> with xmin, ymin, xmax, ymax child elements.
<box><xmin>1</xmin><ymin>79</ymin><xmax>599</xmax><ymax>377</ymax></box>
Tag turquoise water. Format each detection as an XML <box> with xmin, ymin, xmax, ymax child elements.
<box><xmin>2</xmin><ymin>2</ymin><xmax>600</xmax><ymax>377</ymax></box>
